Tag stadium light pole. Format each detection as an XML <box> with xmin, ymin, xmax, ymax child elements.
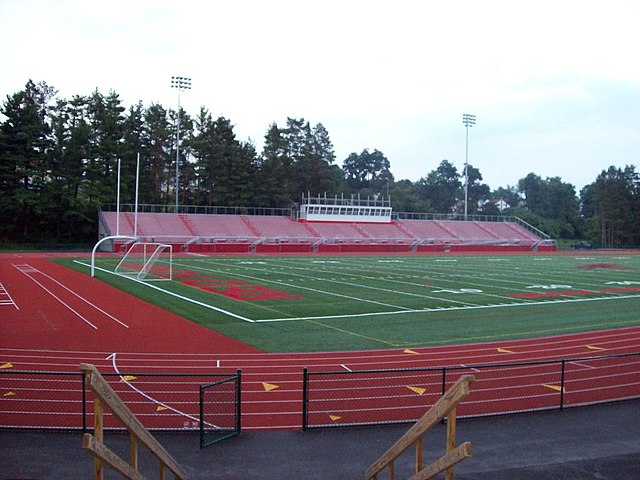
<box><xmin>171</xmin><ymin>76</ymin><xmax>191</xmax><ymax>213</ymax></box>
<box><xmin>462</xmin><ymin>113</ymin><xmax>476</xmax><ymax>220</ymax></box>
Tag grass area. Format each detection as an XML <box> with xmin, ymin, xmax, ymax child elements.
<box><xmin>59</xmin><ymin>252</ymin><xmax>640</xmax><ymax>352</ymax></box>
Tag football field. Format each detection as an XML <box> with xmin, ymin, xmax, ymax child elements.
<box><xmin>70</xmin><ymin>252</ymin><xmax>640</xmax><ymax>352</ymax></box>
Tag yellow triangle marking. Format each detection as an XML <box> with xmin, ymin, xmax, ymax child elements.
<box><xmin>407</xmin><ymin>386</ymin><xmax>427</xmax><ymax>396</ymax></box>
<box><xmin>329</xmin><ymin>415</ymin><xmax>342</xmax><ymax>422</ymax></box>
<box><xmin>156</xmin><ymin>405</ymin><xmax>168</xmax><ymax>412</ymax></box>
<box><xmin>0</xmin><ymin>362</ymin><xmax>13</xmax><ymax>369</ymax></box>
<box><xmin>586</xmin><ymin>345</ymin><xmax>606</xmax><ymax>351</ymax></box>
<box><xmin>542</xmin><ymin>384</ymin><xmax>565</xmax><ymax>393</ymax></box>
<box><xmin>403</xmin><ymin>349</ymin><xmax>419</xmax><ymax>355</ymax></box>
<box><xmin>262</xmin><ymin>382</ymin><xmax>279</xmax><ymax>392</ymax></box>
<box><xmin>497</xmin><ymin>348</ymin><xmax>514</xmax><ymax>354</ymax></box>
<box><xmin>121</xmin><ymin>375</ymin><xmax>137</xmax><ymax>382</ymax></box>
<box><xmin>3</xmin><ymin>391</ymin><xmax>16</xmax><ymax>397</ymax></box>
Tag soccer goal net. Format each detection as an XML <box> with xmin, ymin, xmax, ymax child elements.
<box><xmin>114</xmin><ymin>242</ymin><xmax>173</xmax><ymax>281</ymax></box>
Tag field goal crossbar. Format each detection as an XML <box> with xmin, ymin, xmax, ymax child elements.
<box><xmin>114</xmin><ymin>241</ymin><xmax>173</xmax><ymax>281</ymax></box>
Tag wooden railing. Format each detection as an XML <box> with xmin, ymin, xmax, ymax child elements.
<box><xmin>365</xmin><ymin>375</ymin><xmax>475</xmax><ymax>480</ymax></box>
<box><xmin>80</xmin><ymin>363</ymin><xmax>187</xmax><ymax>480</ymax></box>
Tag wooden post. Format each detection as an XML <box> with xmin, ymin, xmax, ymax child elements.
<box><xmin>94</xmin><ymin>396</ymin><xmax>104</xmax><ymax>480</ymax></box>
<box><xmin>445</xmin><ymin>408</ymin><xmax>456</xmax><ymax>480</ymax></box>
<box><xmin>416</xmin><ymin>435</ymin><xmax>423</xmax><ymax>473</ymax></box>
<box><xmin>130</xmin><ymin>432</ymin><xmax>138</xmax><ymax>471</ymax></box>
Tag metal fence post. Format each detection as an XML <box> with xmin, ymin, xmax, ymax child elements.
<box><xmin>236</xmin><ymin>369</ymin><xmax>242</xmax><ymax>434</ymax></box>
<box><xmin>441</xmin><ymin>367</ymin><xmax>447</xmax><ymax>396</ymax></box>
<box><xmin>81</xmin><ymin>371</ymin><xmax>87</xmax><ymax>433</ymax></box>
<box><xmin>302</xmin><ymin>368</ymin><xmax>308</xmax><ymax>431</ymax></box>
<box><xmin>560</xmin><ymin>359</ymin><xmax>566</xmax><ymax>411</ymax></box>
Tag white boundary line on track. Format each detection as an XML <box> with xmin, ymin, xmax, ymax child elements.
<box><xmin>13</xmin><ymin>263</ymin><xmax>129</xmax><ymax>328</ymax></box>
<box><xmin>107</xmin><ymin>353</ymin><xmax>220</xmax><ymax>429</ymax></box>
<box><xmin>76</xmin><ymin>261</ymin><xmax>255</xmax><ymax>323</ymax></box>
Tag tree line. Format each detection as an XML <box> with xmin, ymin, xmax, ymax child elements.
<box><xmin>1</xmin><ymin>80</ymin><xmax>638</xmax><ymax>248</ymax></box>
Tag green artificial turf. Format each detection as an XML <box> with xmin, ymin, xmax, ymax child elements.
<box><xmin>58</xmin><ymin>252</ymin><xmax>640</xmax><ymax>352</ymax></box>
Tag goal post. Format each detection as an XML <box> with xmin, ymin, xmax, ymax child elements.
<box><xmin>114</xmin><ymin>242</ymin><xmax>173</xmax><ymax>281</ymax></box>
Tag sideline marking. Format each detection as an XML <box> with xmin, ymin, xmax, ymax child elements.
<box><xmin>258</xmin><ymin>293</ymin><xmax>640</xmax><ymax>323</ymax></box>
<box><xmin>76</xmin><ymin>261</ymin><xmax>255</xmax><ymax>323</ymax></box>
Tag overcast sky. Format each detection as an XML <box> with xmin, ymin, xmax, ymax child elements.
<box><xmin>1</xmin><ymin>0</ymin><xmax>638</xmax><ymax>192</ymax></box>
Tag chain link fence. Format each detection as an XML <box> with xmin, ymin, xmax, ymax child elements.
<box><xmin>0</xmin><ymin>369</ymin><xmax>240</xmax><ymax>442</ymax></box>
<box><xmin>303</xmin><ymin>352</ymin><xmax>640</xmax><ymax>429</ymax></box>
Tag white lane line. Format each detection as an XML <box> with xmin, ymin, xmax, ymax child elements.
<box><xmin>13</xmin><ymin>264</ymin><xmax>99</xmax><ymax>330</ymax></box>
<box><xmin>14</xmin><ymin>263</ymin><xmax>129</xmax><ymax>328</ymax></box>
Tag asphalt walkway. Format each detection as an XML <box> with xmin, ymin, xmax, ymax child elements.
<box><xmin>2</xmin><ymin>400</ymin><xmax>639</xmax><ymax>479</ymax></box>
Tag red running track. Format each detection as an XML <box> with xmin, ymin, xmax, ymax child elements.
<box><xmin>1</xmin><ymin>254</ymin><xmax>639</xmax><ymax>430</ymax></box>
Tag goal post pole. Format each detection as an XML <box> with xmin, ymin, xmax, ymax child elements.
<box><xmin>91</xmin><ymin>235</ymin><xmax>138</xmax><ymax>277</ymax></box>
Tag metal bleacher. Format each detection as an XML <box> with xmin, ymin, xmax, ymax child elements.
<box><xmin>99</xmin><ymin>207</ymin><xmax>555</xmax><ymax>253</ymax></box>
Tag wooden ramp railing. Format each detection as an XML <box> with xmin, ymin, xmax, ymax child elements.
<box><xmin>80</xmin><ymin>363</ymin><xmax>187</xmax><ymax>480</ymax></box>
<box><xmin>365</xmin><ymin>375</ymin><xmax>475</xmax><ymax>480</ymax></box>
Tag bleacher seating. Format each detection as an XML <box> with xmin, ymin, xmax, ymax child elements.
<box><xmin>245</xmin><ymin>216</ymin><xmax>318</xmax><ymax>240</ymax></box>
<box><xmin>99</xmin><ymin>211</ymin><xmax>554</xmax><ymax>253</ymax></box>
<box><xmin>185</xmin><ymin>214</ymin><xmax>256</xmax><ymax>238</ymax></box>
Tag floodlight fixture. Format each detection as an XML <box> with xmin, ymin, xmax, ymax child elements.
<box><xmin>171</xmin><ymin>76</ymin><xmax>191</xmax><ymax>213</ymax></box>
<box><xmin>462</xmin><ymin>114</ymin><xmax>476</xmax><ymax>220</ymax></box>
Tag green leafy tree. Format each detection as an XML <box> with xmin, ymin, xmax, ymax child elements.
<box><xmin>190</xmin><ymin>111</ymin><xmax>256</xmax><ymax>206</ymax></box>
<box><xmin>141</xmin><ymin>103</ymin><xmax>172</xmax><ymax>205</ymax></box>
<box><xmin>463</xmin><ymin>164</ymin><xmax>490</xmax><ymax>214</ymax></box>
<box><xmin>417</xmin><ymin>160</ymin><xmax>462</xmax><ymax>213</ymax></box>
<box><xmin>580</xmin><ymin>165</ymin><xmax>639</xmax><ymax>247</ymax></box>
<box><xmin>257</xmin><ymin>122</ymin><xmax>296</xmax><ymax>207</ymax></box>
<box><xmin>0</xmin><ymin>80</ymin><xmax>56</xmax><ymax>241</ymax></box>
<box><xmin>518</xmin><ymin>173</ymin><xmax>581</xmax><ymax>238</ymax></box>
<box><xmin>343</xmin><ymin>148</ymin><xmax>393</xmax><ymax>194</ymax></box>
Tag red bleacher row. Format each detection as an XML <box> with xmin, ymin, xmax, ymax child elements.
<box><xmin>100</xmin><ymin>212</ymin><xmax>556</xmax><ymax>253</ymax></box>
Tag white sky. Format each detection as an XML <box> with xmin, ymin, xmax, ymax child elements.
<box><xmin>1</xmin><ymin>0</ymin><xmax>638</xmax><ymax>192</ymax></box>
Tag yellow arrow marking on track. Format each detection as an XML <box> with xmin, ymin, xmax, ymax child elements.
<box><xmin>329</xmin><ymin>415</ymin><xmax>342</xmax><ymax>422</ymax></box>
<box><xmin>262</xmin><ymin>382</ymin><xmax>279</xmax><ymax>392</ymax></box>
<box><xmin>0</xmin><ymin>363</ymin><xmax>13</xmax><ymax>369</ymax></box>
<box><xmin>407</xmin><ymin>386</ymin><xmax>427</xmax><ymax>396</ymax></box>
<box><xmin>542</xmin><ymin>384</ymin><xmax>565</xmax><ymax>393</ymax></box>
<box><xmin>497</xmin><ymin>348</ymin><xmax>514</xmax><ymax>354</ymax></box>
<box><xmin>156</xmin><ymin>406</ymin><xmax>168</xmax><ymax>412</ymax></box>
<box><xmin>586</xmin><ymin>345</ymin><xmax>606</xmax><ymax>351</ymax></box>
<box><xmin>121</xmin><ymin>375</ymin><xmax>137</xmax><ymax>382</ymax></box>
<box><xmin>3</xmin><ymin>391</ymin><xmax>16</xmax><ymax>397</ymax></box>
<box><xmin>403</xmin><ymin>349</ymin><xmax>419</xmax><ymax>355</ymax></box>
